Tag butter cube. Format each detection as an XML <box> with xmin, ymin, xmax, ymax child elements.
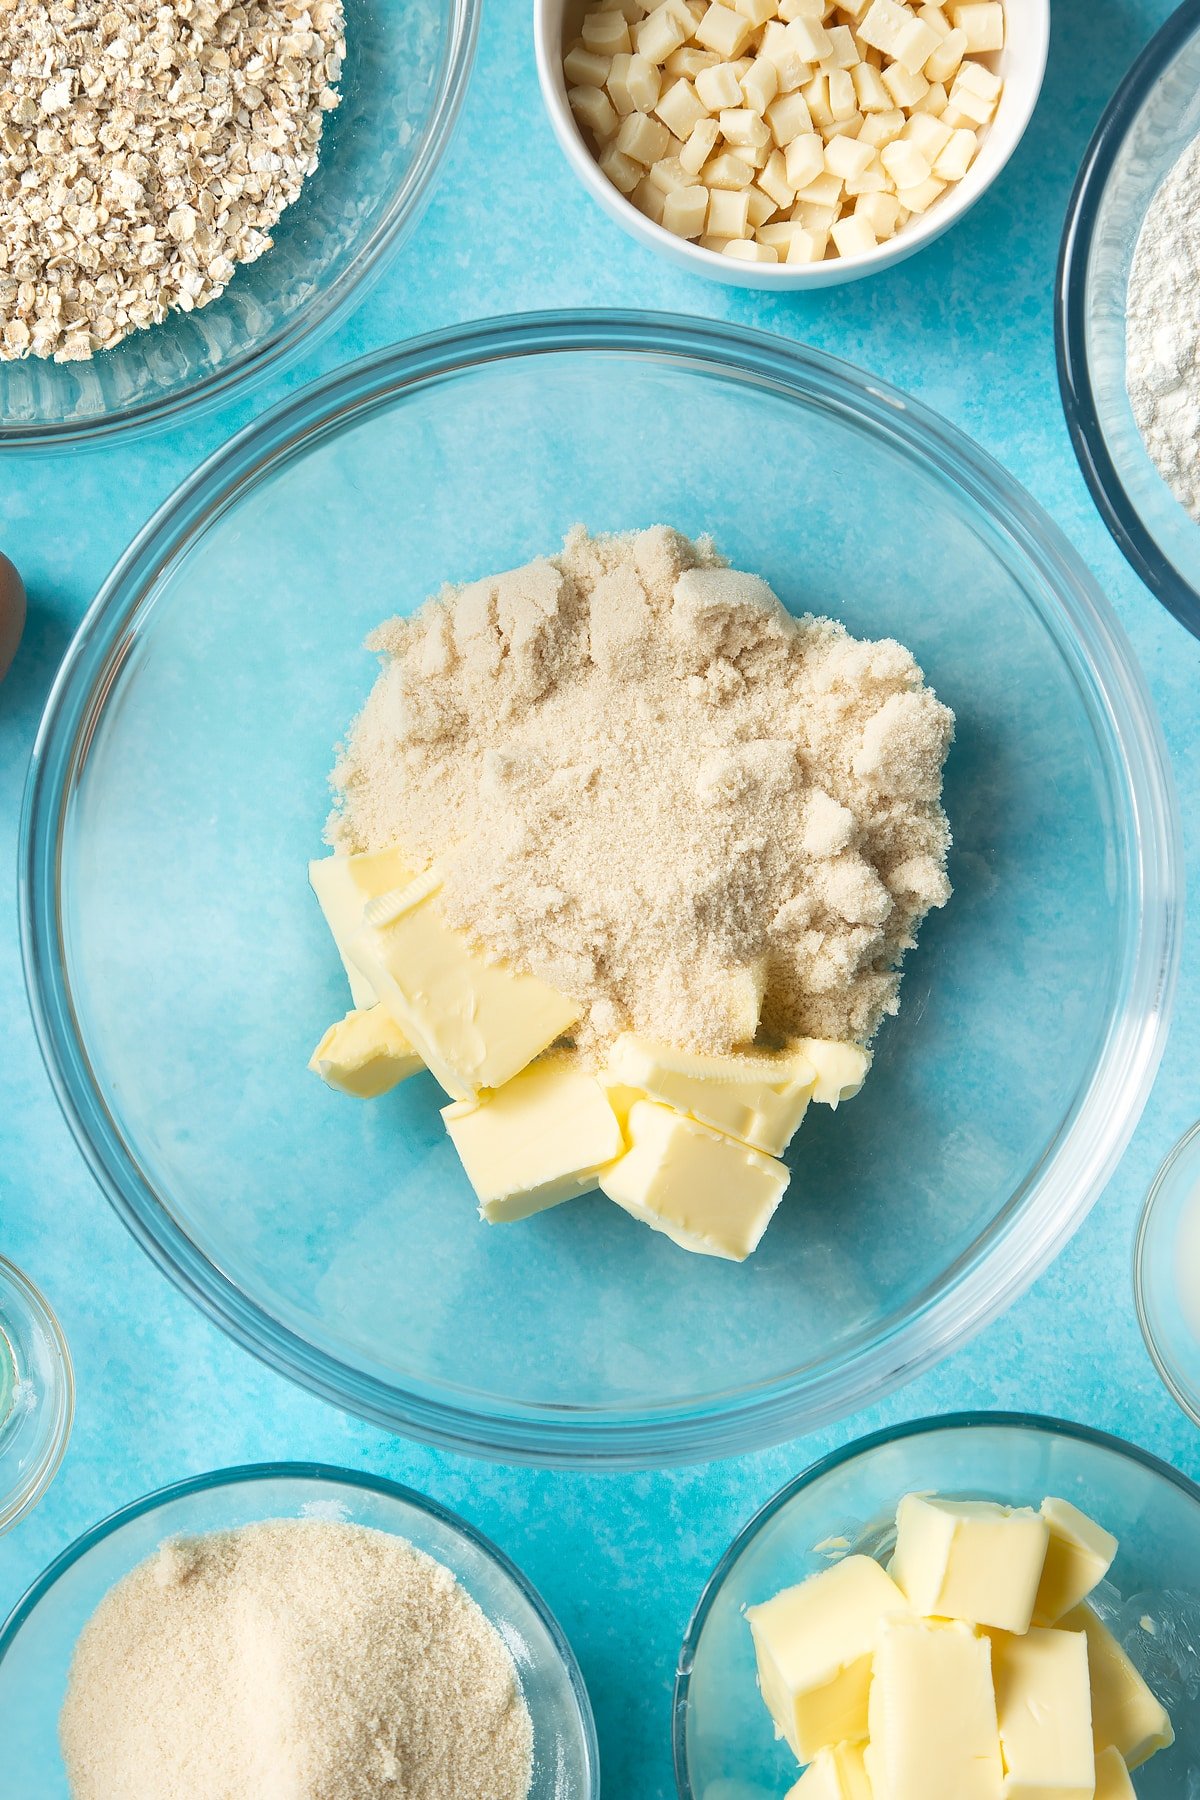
<box><xmin>748</xmin><ymin>1554</ymin><xmax>910</xmax><ymax>1761</ymax></box>
<box><xmin>308</xmin><ymin>1005</ymin><xmax>423</xmax><ymax>1097</ymax></box>
<box><xmin>605</xmin><ymin>1034</ymin><xmax>816</xmax><ymax>1154</ymax></box>
<box><xmin>892</xmin><ymin>1495</ymin><xmax>1050</xmax><ymax>1634</ymax></box>
<box><xmin>792</xmin><ymin>1037</ymin><xmax>871</xmax><ymax>1106</ymax></box>
<box><xmin>442</xmin><ymin>1055</ymin><xmax>623</xmax><ymax>1223</ymax></box>
<box><xmin>309</xmin><ymin>848</ymin><xmax>418</xmax><ymax>1009</ymax></box>
<box><xmin>1093</xmin><ymin>1746</ymin><xmax>1135</xmax><ymax>1799</ymax></box>
<box><xmin>1061</xmin><ymin>1605</ymin><xmax>1174</xmax><ymax>1770</ymax></box>
<box><xmin>787</xmin><ymin>1741</ymin><xmax>873</xmax><ymax>1798</ymax></box>
<box><xmin>599</xmin><ymin>1099</ymin><xmax>789</xmax><ymax>1259</ymax></box>
<box><xmin>991</xmin><ymin>1627</ymin><xmax>1094</xmax><ymax>1800</ymax></box>
<box><xmin>1033</xmin><ymin>1499</ymin><xmax>1118</xmax><ymax>1627</ymax></box>
<box><xmin>866</xmin><ymin>1617</ymin><xmax>1003</xmax><ymax>1800</ymax></box>
<box><xmin>349</xmin><ymin>869</ymin><xmax>581</xmax><ymax>1101</ymax></box>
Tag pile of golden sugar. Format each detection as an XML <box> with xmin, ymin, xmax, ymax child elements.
<box><xmin>330</xmin><ymin>526</ymin><xmax>953</xmax><ymax>1061</ymax></box>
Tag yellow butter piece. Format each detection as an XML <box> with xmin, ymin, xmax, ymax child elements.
<box><xmin>441</xmin><ymin>1055</ymin><xmax>624</xmax><ymax>1223</ymax></box>
<box><xmin>308</xmin><ymin>1005</ymin><xmax>423</xmax><ymax>1097</ymax></box>
<box><xmin>599</xmin><ymin>1099</ymin><xmax>789</xmax><ymax>1260</ymax></box>
<box><xmin>1093</xmin><ymin>1746</ymin><xmax>1135</xmax><ymax>1799</ymax></box>
<box><xmin>892</xmin><ymin>1494</ymin><xmax>1050</xmax><ymax>1635</ymax></box>
<box><xmin>747</xmin><ymin>1554</ymin><xmax>910</xmax><ymax>1763</ymax></box>
<box><xmin>349</xmin><ymin>869</ymin><xmax>581</xmax><ymax>1101</ymax></box>
<box><xmin>1061</xmin><ymin>1604</ymin><xmax>1174</xmax><ymax>1771</ymax></box>
<box><xmin>865</xmin><ymin>1617</ymin><xmax>1003</xmax><ymax>1800</ymax></box>
<box><xmin>604</xmin><ymin>1033</ymin><xmax>816</xmax><ymax>1155</ymax></box>
<box><xmin>792</xmin><ymin>1037</ymin><xmax>872</xmax><ymax>1106</ymax></box>
<box><xmin>1032</xmin><ymin>1498</ymin><xmax>1118</xmax><ymax>1627</ymax></box>
<box><xmin>787</xmin><ymin>1741</ymin><xmax>873</xmax><ymax>1799</ymax></box>
<box><xmin>991</xmin><ymin>1626</ymin><xmax>1094</xmax><ymax>1799</ymax></box>
<box><xmin>309</xmin><ymin>848</ymin><xmax>418</xmax><ymax>1009</ymax></box>
<box><xmin>597</xmin><ymin>1070</ymin><xmax>644</xmax><ymax>1138</ymax></box>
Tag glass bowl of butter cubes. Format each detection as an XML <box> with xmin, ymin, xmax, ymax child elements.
<box><xmin>536</xmin><ymin>0</ymin><xmax>1048</xmax><ymax>284</ymax></box>
<box><xmin>676</xmin><ymin>1413</ymin><xmax>1197</xmax><ymax>1799</ymax></box>
<box><xmin>20</xmin><ymin>313</ymin><xmax>1178</xmax><ymax>1467</ymax></box>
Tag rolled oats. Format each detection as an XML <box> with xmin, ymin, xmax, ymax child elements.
<box><xmin>0</xmin><ymin>0</ymin><xmax>345</xmax><ymax>362</ymax></box>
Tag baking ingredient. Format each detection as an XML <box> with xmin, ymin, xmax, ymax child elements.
<box><xmin>1060</xmin><ymin>1604</ymin><xmax>1175</xmax><ymax>1770</ymax></box>
<box><xmin>748</xmin><ymin>1490</ymin><xmax>1173</xmax><ymax>1792</ymax></box>
<box><xmin>442</xmin><ymin>1054</ymin><xmax>624</xmax><ymax>1221</ymax></box>
<box><xmin>866</xmin><ymin>1617</ymin><xmax>1003</xmax><ymax>1800</ymax></box>
<box><xmin>0</xmin><ymin>553</ymin><xmax>25</xmax><ymax>683</ymax></box>
<box><xmin>58</xmin><ymin>1518</ymin><xmax>534</xmax><ymax>1800</ymax></box>
<box><xmin>891</xmin><ymin>1493</ymin><xmax>1050</xmax><ymax>1634</ymax></box>
<box><xmin>309</xmin><ymin>1005</ymin><xmax>423</xmax><ymax>1097</ymax></box>
<box><xmin>1127</xmin><ymin>132</ymin><xmax>1200</xmax><ymax>523</ymax></box>
<box><xmin>1033</xmin><ymin>1498</ymin><xmax>1118</xmax><ymax>1627</ymax></box>
<box><xmin>746</xmin><ymin>1553</ymin><xmax>910</xmax><ymax>1760</ymax></box>
<box><xmin>791</xmin><ymin>1036</ymin><xmax>871</xmax><ymax>1105</ymax></box>
<box><xmin>604</xmin><ymin>1033</ymin><xmax>819</xmax><ymax>1154</ymax></box>
<box><xmin>599</xmin><ymin>1097</ymin><xmax>790</xmax><ymax>1258</ymax></box>
<box><xmin>330</xmin><ymin>527</ymin><xmax>954</xmax><ymax>1061</ymax></box>
<box><xmin>563</xmin><ymin>0</ymin><xmax>1005</xmax><ymax>263</ymax></box>
<box><xmin>348</xmin><ymin>867</ymin><xmax>582</xmax><ymax>1101</ymax></box>
<box><xmin>310</xmin><ymin>848</ymin><xmax>418</xmax><ymax>1010</ymax></box>
<box><xmin>990</xmin><ymin>1626</ymin><xmax>1094</xmax><ymax>1799</ymax></box>
<box><xmin>0</xmin><ymin>0</ymin><xmax>344</xmax><ymax>363</ymax></box>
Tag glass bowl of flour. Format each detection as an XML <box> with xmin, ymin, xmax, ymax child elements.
<box><xmin>0</xmin><ymin>1462</ymin><xmax>598</xmax><ymax>1797</ymax></box>
<box><xmin>20</xmin><ymin>313</ymin><xmax>1181</xmax><ymax>1466</ymax></box>
<box><xmin>1057</xmin><ymin>0</ymin><xmax>1200</xmax><ymax>641</ymax></box>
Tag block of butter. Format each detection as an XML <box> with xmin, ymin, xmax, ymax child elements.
<box><xmin>309</xmin><ymin>848</ymin><xmax>417</xmax><ymax>1008</ymax></box>
<box><xmin>866</xmin><ymin>1617</ymin><xmax>1003</xmax><ymax>1800</ymax></box>
<box><xmin>746</xmin><ymin>1553</ymin><xmax>910</xmax><ymax>1762</ymax></box>
<box><xmin>599</xmin><ymin>1099</ymin><xmax>789</xmax><ymax>1260</ymax></box>
<box><xmin>792</xmin><ymin>1037</ymin><xmax>872</xmax><ymax>1107</ymax></box>
<box><xmin>604</xmin><ymin>1034</ymin><xmax>816</xmax><ymax>1155</ymax></box>
<box><xmin>787</xmin><ymin>1741</ymin><xmax>873</xmax><ymax>1799</ymax></box>
<box><xmin>441</xmin><ymin>1055</ymin><xmax>624</xmax><ymax>1223</ymax></box>
<box><xmin>892</xmin><ymin>1494</ymin><xmax>1050</xmax><ymax>1635</ymax></box>
<box><xmin>1060</xmin><ymin>1604</ymin><xmax>1174</xmax><ymax>1770</ymax></box>
<box><xmin>349</xmin><ymin>868</ymin><xmax>581</xmax><ymax>1101</ymax></box>
<box><xmin>308</xmin><ymin>1005</ymin><xmax>423</xmax><ymax>1097</ymax></box>
<box><xmin>991</xmin><ymin>1626</ymin><xmax>1094</xmax><ymax>1800</ymax></box>
<box><xmin>1093</xmin><ymin>1745</ymin><xmax>1136</xmax><ymax>1799</ymax></box>
<box><xmin>1032</xmin><ymin>1497</ymin><xmax>1118</xmax><ymax>1627</ymax></box>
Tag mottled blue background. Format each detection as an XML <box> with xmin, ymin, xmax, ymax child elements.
<box><xmin>2</xmin><ymin>0</ymin><xmax>1198</xmax><ymax>1793</ymax></box>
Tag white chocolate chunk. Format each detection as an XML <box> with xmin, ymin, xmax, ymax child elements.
<box><xmin>859</xmin><ymin>105</ymin><xmax>906</xmax><ymax>146</ymax></box>
<box><xmin>742</xmin><ymin>53</ymin><xmax>780</xmax><ymax>111</ymax></box>
<box><xmin>1033</xmin><ymin>1499</ymin><xmax>1118</xmax><ymax>1627</ymax></box>
<box><xmin>733</xmin><ymin>0</ymin><xmax>776</xmax><ymax>22</ymax></box>
<box><xmin>786</xmin><ymin>13</ymin><xmax>831</xmax><ymax>58</ymax></box>
<box><xmin>830</xmin><ymin>212</ymin><xmax>876</xmax><ymax>257</ymax></box>
<box><xmin>901</xmin><ymin>110</ymin><xmax>953</xmax><ymax>159</ymax></box>
<box><xmin>820</xmin><ymin>23</ymin><xmax>858</xmax><ymax>68</ymax></box>
<box><xmin>766</xmin><ymin>87</ymin><xmax>815</xmax><ymax>144</ymax></box>
<box><xmin>881</xmin><ymin>135</ymin><xmax>931</xmax><ymax>187</ymax></box>
<box><xmin>636</xmin><ymin>1</ymin><xmax>689</xmax><ymax>61</ymax></box>
<box><xmin>857</xmin><ymin>0</ymin><xmax>914</xmax><ymax>57</ymax></box>
<box><xmin>991</xmin><ymin>1626</ymin><xmax>1095</xmax><ymax>1800</ymax></box>
<box><xmin>892</xmin><ymin>1494</ymin><xmax>1050</xmax><ymax>1634</ymax></box>
<box><xmin>758</xmin><ymin>146</ymin><xmax>796</xmax><ymax>204</ymax></box>
<box><xmin>748</xmin><ymin>1555</ymin><xmax>911</xmax><ymax>1762</ymax></box>
<box><xmin>696</xmin><ymin>58</ymin><xmax>742</xmax><ymax>106</ymax></box>
<box><xmin>582</xmin><ymin>9</ymin><xmax>632</xmax><ymax>53</ymax></box>
<box><xmin>1060</xmin><ymin>1605</ymin><xmax>1175</xmax><ymax>1770</ymax></box>
<box><xmin>664</xmin><ymin>42</ymin><xmax>719</xmax><ymax>74</ymax></box>
<box><xmin>925</xmin><ymin>23</ymin><xmax>967</xmax><ymax>80</ymax></box>
<box><xmin>564</xmin><ymin>43</ymin><xmax>613</xmax><ymax>86</ymax></box>
<box><xmin>631</xmin><ymin>172</ymin><xmax>667</xmax><ymax>218</ymax></box>
<box><xmin>720</xmin><ymin>104</ymin><xmax>771</xmax><ymax>145</ymax></box>
<box><xmin>722</xmin><ymin>236</ymin><xmax>778</xmax><ymax>259</ymax></box>
<box><xmin>647</xmin><ymin>152</ymin><xmax>693</xmax><ymax>192</ymax></box>
<box><xmin>852</xmin><ymin>59</ymin><xmax>891</xmax><ymax>110</ymax></box>
<box><xmin>824</xmin><ymin>131</ymin><xmax>874</xmax><ymax>177</ymax></box>
<box><xmin>895</xmin><ymin>173</ymin><xmax>946</xmax><ymax>211</ymax></box>
<box><xmin>569</xmin><ymin>83</ymin><xmax>620</xmax><ymax>141</ymax></box>
<box><xmin>680</xmin><ymin>115</ymin><xmax>721</xmax><ymax>170</ymax></box>
<box><xmin>893</xmin><ymin>14</ymin><xmax>941</xmax><ymax>73</ymax></box>
<box><xmin>854</xmin><ymin>188</ymin><xmax>903</xmax><ymax>235</ymax></box>
<box><xmin>706</xmin><ymin>184</ymin><xmax>751</xmax><ymax>232</ymax></box>
<box><xmin>694</xmin><ymin>0</ymin><xmax>754</xmax><ymax>56</ymax></box>
<box><xmin>662</xmin><ymin>180</ymin><xmax>709</xmax><ymax>233</ymax></box>
<box><xmin>598</xmin><ymin>142</ymin><xmax>643</xmax><ymax>190</ymax></box>
<box><xmin>931</xmin><ymin>123</ymin><xmax>976</xmax><ymax>177</ymax></box>
<box><xmin>950</xmin><ymin>0</ymin><xmax>1004</xmax><ymax>51</ymax></box>
<box><xmin>703</xmin><ymin>149</ymin><xmax>755</xmax><ymax>187</ymax></box>
<box><xmin>826</xmin><ymin>67</ymin><xmax>857</xmax><ymax>118</ymax></box>
<box><xmin>656</xmin><ymin>74</ymin><xmax>708</xmax><ymax>135</ymax></box>
<box><xmin>614</xmin><ymin>108</ymin><xmax>672</xmax><ymax>161</ymax></box>
<box><xmin>866</xmin><ymin>1618</ymin><xmax>1003</xmax><ymax>1800</ymax></box>
<box><xmin>882</xmin><ymin>60</ymin><xmax>929</xmax><ymax>108</ymax></box>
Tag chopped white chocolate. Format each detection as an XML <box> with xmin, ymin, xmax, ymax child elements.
<box><xmin>696</xmin><ymin>57</ymin><xmax>745</xmax><ymax>107</ymax></box>
<box><xmin>721</xmin><ymin>104</ymin><xmax>771</xmax><ymax>144</ymax></box>
<box><xmin>881</xmin><ymin>58</ymin><xmax>928</xmax><ymax>107</ymax></box>
<box><xmin>742</xmin><ymin>53</ymin><xmax>780</xmax><ymax>110</ymax></box>
<box><xmin>569</xmin><ymin>83</ymin><xmax>620</xmax><ymax>141</ymax></box>
<box><xmin>826</xmin><ymin>68</ymin><xmax>857</xmax><ymax>118</ymax></box>
<box><xmin>804</xmin><ymin>71</ymin><xmax>834</xmax><ymax>126</ymax></box>
<box><xmin>821</xmin><ymin>23</ymin><xmax>858</xmax><ymax>67</ymax></box>
<box><xmin>745</xmin><ymin>182</ymin><xmax>776</xmax><ymax>224</ymax></box>
<box><xmin>636</xmin><ymin>1</ymin><xmax>690</xmax><ymax>61</ymax></box>
<box><xmin>703</xmin><ymin>148</ymin><xmax>755</xmax><ymax>186</ymax></box>
<box><xmin>950</xmin><ymin>0</ymin><xmax>1003</xmax><ymax>51</ymax></box>
<box><xmin>852</xmin><ymin>60</ymin><xmax>891</xmax><ymax>110</ymax></box>
<box><xmin>564</xmin><ymin>43</ymin><xmax>613</xmax><ymax>86</ymax></box>
<box><xmin>656</xmin><ymin>74</ymin><xmax>709</xmax><ymax>134</ymax></box>
<box><xmin>881</xmin><ymin>135</ymin><xmax>931</xmax><ymax>187</ymax></box>
<box><xmin>733</xmin><ymin>0</ymin><xmax>777</xmax><ymax>23</ymax></box>
<box><xmin>786</xmin><ymin>13</ymin><xmax>831</xmax><ymax>58</ymax></box>
<box><xmin>723</xmin><ymin>236</ymin><xmax>778</xmax><ymax>259</ymax></box>
<box><xmin>913</xmin><ymin>77</ymin><xmax>948</xmax><ymax>114</ymax></box>
<box><xmin>824</xmin><ymin>131</ymin><xmax>874</xmax><ymax>177</ymax></box>
<box><xmin>583</xmin><ymin>9</ymin><xmax>633</xmax><ymax>53</ymax></box>
<box><xmin>925</xmin><ymin>22</ymin><xmax>967</xmax><ymax>80</ymax></box>
<box><xmin>830</xmin><ymin>213</ymin><xmax>876</xmax><ymax>256</ymax></box>
<box><xmin>694</xmin><ymin>0</ymin><xmax>755</xmax><ymax>55</ymax></box>
<box><xmin>759</xmin><ymin>146</ymin><xmax>796</xmax><ymax>204</ymax></box>
<box><xmin>598</xmin><ymin>142</ymin><xmax>643</xmax><ymax>190</ymax></box>
<box><xmin>893</xmin><ymin>13</ymin><xmax>940</xmax><ymax>72</ymax></box>
<box><xmin>665</xmin><ymin>41</ymin><xmax>720</xmax><ymax>73</ymax></box>
<box><xmin>902</xmin><ymin>110</ymin><xmax>953</xmax><ymax>158</ymax></box>
<box><xmin>855</xmin><ymin>189</ymin><xmax>903</xmax><ymax>235</ymax></box>
<box><xmin>680</xmin><ymin>115</ymin><xmax>721</xmax><ymax>169</ymax></box>
<box><xmin>614</xmin><ymin>108</ymin><xmax>672</xmax><ymax>161</ymax></box>
<box><xmin>931</xmin><ymin>123</ymin><xmax>976</xmax><ymax>178</ymax></box>
<box><xmin>647</xmin><ymin>153</ymin><xmax>693</xmax><ymax>192</ymax></box>
<box><xmin>766</xmin><ymin>88</ymin><xmax>815</xmax><ymax>145</ymax></box>
<box><xmin>895</xmin><ymin>172</ymin><xmax>946</xmax><ymax>211</ymax></box>
<box><xmin>662</xmin><ymin>182</ymin><xmax>709</xmax><ymax>233</ymax></box>
<box><xmin>707</xmin><ymin>184</ymin><xmax>751</xmax><ymax>232</ymax></box>
<box><xmin>857</xmin><ymin>0</ymin><xmax>914</xmax><ymax>57</ymax></box>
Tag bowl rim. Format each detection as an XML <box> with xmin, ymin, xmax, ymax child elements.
<box><xmin>671</xmin><ymin>1408</ymin><xmax>1200</xmax><ymax>1799</ymax></box>
<box><xmin>0</xmin><ymin>1457</ymin><xmax>601</xmax><ymax>1795</ymax></box>
<box><xmin>533</xmin><ymin>0</ymin><xmax>1049</xmax><ymax>288</ymax></box>
<box><xmin>1134</xmin><ymin>1117</ymin><xmax>1200</xmax><ymax>1429</ymax></box>
<box><xmin>1055</xmin><ymin>0</ymin><xmax>1200</xmax><ymax>642</ymax></box>
<box><xmin>19</xmin><ymin>310</ymin><xmax>1182</xmax><ymax>1468</ymax></box>
<box><xmin>0</xmin><ymin>1255</ymin><xmax>74</xmax><ymax>1536</ymax></box>
<box><xmin>0</xmin><ymin>0</ymin><xmax>481</xmax><ymax>450</ymax></box>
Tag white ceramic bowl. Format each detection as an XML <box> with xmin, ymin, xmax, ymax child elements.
<box><xmin>535</xmin><ymin>0</ymin><xmax>1049</xmax><ymax>287</ymax></box>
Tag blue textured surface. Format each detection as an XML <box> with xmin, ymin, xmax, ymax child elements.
<box><xmin>1</xmin><ymin>0</ymin><xmax>1198</xmax><ymax>1794</ymax></box>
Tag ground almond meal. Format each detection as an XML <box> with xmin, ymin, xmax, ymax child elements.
<box><xmin>331</xmin><ymin>526</ymin><xmax>954</xmax><ymax>1058</ymax></box>
<box><xmin>0</xmin><ymin>0</ymin><xmax>344</xmax><ymax>363</ymax></box>
<box><xmin>59</xmin><ymin>1519</ymin><xmax>535</xmax><ymax>1800</ymax></box>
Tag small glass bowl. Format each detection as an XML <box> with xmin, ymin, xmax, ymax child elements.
<box><xmin>1135</xmin><ymin>1121</ymin><xmax>1200</xmax><ymax>1427</ymax></box>
<box><xmin>1057</xmin><ymin>0</ymin><xmax>1200</xmax><ymax>640</ymax></box>
<box><xmin>0</xmin><ymin>1256</ymin><xmax>73</xmax><ymax>1534</ymax></box>
<box><xmin>675</xmin><ymin>1413</ymin><xmax>1200</xmax><ymax>1799</ymax></box>
<box><xmin>0</xmin><ymin>0</ymin><xmax>478</xmax><ymax>446</ymax></box>
<box><xmin>0</xmin><ymin>1461</ymin><xmax>598</xmax><ymax>1797</ymax></box>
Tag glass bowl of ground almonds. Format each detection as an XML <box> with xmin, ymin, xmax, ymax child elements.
<box><xmin>0</xmin><ymin>0</ymin><xmax>478</xmax><ymax>443</ymax></box>
<box><xmin>0</xmin><ymin>1462</ymin><xmax>599</xmax><ymax>1797</ymax></box>
<box><xmin>20</xmin><ymin>313</ymin><xmax>1180</xmax><ymax>1467</ymax></box>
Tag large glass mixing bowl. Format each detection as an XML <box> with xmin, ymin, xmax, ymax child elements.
<box><xmin>20</xmin><ymin>314</ymin><xmax>1181</xmax><ymax>1466</ymax></box>
<box><xmin>0</xmin><ymin>0</ymin><xmax>478</xmax><ymax>445</ymax></box>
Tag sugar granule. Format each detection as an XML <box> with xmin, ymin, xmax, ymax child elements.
<box><xmin>331</xmin><ymin>526</ymin><xmax>954</xmax><ymax>1057</ymax></box>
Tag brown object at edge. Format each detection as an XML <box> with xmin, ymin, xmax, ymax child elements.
<box><xmin>0</xmin><ymin>552</ymin><xmax>26</xmax><ymax>682</ymax></box>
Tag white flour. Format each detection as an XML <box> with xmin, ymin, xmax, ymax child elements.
<box><xmin>1127</xmin><ymin>133</ymin><xmax>1200</xmax><ymax>522</ymax></box>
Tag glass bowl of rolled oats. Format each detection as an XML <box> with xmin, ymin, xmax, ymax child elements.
<box><xmin>0</xmin><ymin>0</ymin><xmax>479</xmax><ymax>443</ymax></box>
